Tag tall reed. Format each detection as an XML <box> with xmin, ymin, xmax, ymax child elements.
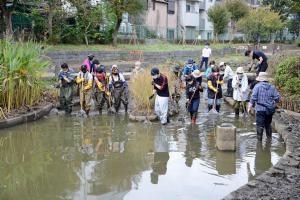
<box><xmin>0</xmin><ymin>39</ymin><xmax>50</xmax><ymax>116</ymax></box>
<box><xmin>129</xmin><ymin>65</ymin><xmax>175</xmax><ymax>115</ymax></box>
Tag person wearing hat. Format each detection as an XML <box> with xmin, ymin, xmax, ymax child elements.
<box><xmin>183</xmin><ymin>58</ymin><xmax>197</xmax><ymax>80</ymax></box>
<box><xmin>109</xmin><ymin>65</ymin><xmax>128</xmax><ymax>113</ymax></box>
<box><xmin>83</xmin><ymin>54</ymin><xmax>95</xmax><ymax>73</ymax></box>
<box><xmin>199</xmin><ymin>42</ymin><xmax>212</xmax><ymax>71</ymax></box>
<box><xmin>220</xmin><ymin>62</ymin><xmax>234</xmax><ymax>97</ymax></box>
<box><xmin>205</xmin><ymin>60</ymin><xmax>215</xmax><ymax>78</ymax></box>
<box><xmin>132</xmin><ymin>61</ymin><xmax>144</xmax><ymax>77</ymax></box>
<box><xmin>232</xmin><ymin>67</ymin><xmax>248</xmax><ymax>117</ymax></box>
<box><xmin>245</xmin><ymin>50</ymin><xmax>268</xmax><ymax>75</ymax></box>
<box><xmin>185</xmin><ymin>75</ymin><xmax>203</xmax><ymax>124</ymax></box>
<box><xmin>192</xmin><ymin>69</ymin><xmax>203</xmax><ymax>86</ymax></box>
<box><xmin>76</xmin><ymin>64</ymin><xmax>93</xmax><ymax>115</ymax></box>
<box><xmin>247</xmin><ymin>72</ymin><xmax>280</xmax><ymax>141</ymax></box>
<box><xmin>94</xmin><ymin>65</ymin><xmax>111</xmax><ymax>114</ymax></box>
<box><xmin>150</xmin><ymin>67</ymin><xmax>170</xmax><ymax>125</ymax></box>
<box><xmin>171</xmin><ymin>64</ymin><xmax>183</xmax><ymax>105</ymax></box>
<box><xmin>207</xmin><ymin>66</ymin><xmax>224</xmax><ymax>112</ymax></box>
<box><xmin>57</xmin><ymin>63</ymin><xmax>75</xmax><ymax>114</ymax></box>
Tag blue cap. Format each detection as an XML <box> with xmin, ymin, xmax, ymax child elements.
<box><xmin>151</xmin><ymin>67</ymin><xmax>159</xmax><ymax>76</ymax></box>
<box><xmin>187</xmin><ymin>58</ymin><xmax>194</xmax><ymax>64</ymax></box>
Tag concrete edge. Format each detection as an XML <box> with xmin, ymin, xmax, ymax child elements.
<box><xmin>0</xmin><ymin>103</ymin><xmax>53</xmax><ymax>129</ymax></box>
<box><xmin>223</xmin><ymin>96</ymin><xmax>299</xmax><ymax>199</ymax></box>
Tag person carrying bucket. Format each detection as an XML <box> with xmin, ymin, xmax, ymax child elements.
<box><xmin>149</xmin><ymin>67</ymin><xmax>170</xmax><ymax>125</ymax></box>
<box><xmin>185</xmin><ymin>75</ymin><xmax>203</xmax><ymax>124</ymax></box>
<box><xmin>207</xmin><ymin>66</ymin><xmax>224</xmax><ymax>113</ymax></box>
<box><xmin>232</xmin><ymin>67</ymin><xmax>248</xmax><ymax>117</ymax></box>
<box><xmin>109</xmin><ymin>65</ymin><xmax>129</xmax><ymax>113</ymax></box>
<box><xmin>76</xmin><ymin>64</ymin><xmax>93</xmax><ymax>116</ymax></box>
<box><xmin>94</xmin><ymin>65</ymin><xmax>112</xmax><ymax>114</ymax></box>
<box><xmin>57</xmin><ymin>63</ymin><xmax>75</xmax><ymax>114</ymax></box>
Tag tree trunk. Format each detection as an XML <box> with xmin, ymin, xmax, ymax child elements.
<box><xmin>48</xmin><ymin>7</ymin><xmax>54</xmax><ymax>38</ymax></box>
<box><xmin>229</xmin><ymin>20</ymin><xmax>234</xmax><ymax>43</ymax></box>
<box><xmin>4</xmin><ymin>11</ymin><xmax>13</xmax><ymax>37</ymax></box>
<box><xmin>0</xmin><ymin>6</ymin><xmax>5</xmax><ymax>38</ymax></box>
<box><xmin>112</xmin><ymin>18</ymin><xmax>122</xmax><ymax>47</ymax></box>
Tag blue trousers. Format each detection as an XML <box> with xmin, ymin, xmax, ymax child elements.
<box><xmin>200</xmin><ymin>57</ymin><xmax>209</xmax><ymax>71</ymax></box>
<box><xmin>188</xmin><ymin>98</ymin><xmax>200</xmax><ymax>117</ymax></box>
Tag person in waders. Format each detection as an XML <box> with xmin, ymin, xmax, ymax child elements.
<box><xmin>94</xmin><ymin>66</ymin><xmax>112</xmax><ymax>114</ymax></box>
<box><xmin>248</xmin><ymin>72</ymin><xmax>280</xmax><ymax>141</ymax></box>
<box><xmin>185</xmin><ymin>75</ymin><xmax>203</xmax><ymax>124</ymax></box>
<box><xmin>109</xmin><ymin>65</ymin><xmax>128</xmax><ymax>113</ymax></box>
<box><xmin>220</xmin><ymin>62</ymin><xmax>234</xmax><ymax>97</ymax></box>
<box><xmin>58</xmin><ymin>63</ymin><xmax>75</xmax><ymax>114</ymax></box>
<box><xmin>232</xmin><ymin>67</ymin><xmax>248</xmax><ymax>117</ymax></box>
<box><xmin>150</xmin><ymin>67</ymin><xmax>170</xmax><ymax>125</ymax></box>
<box><xmin>76</xmin><ymin>65</ymin><xmax>93</xmax><ymax>116</ymax></box>
<box><xmin>171</xmin><ymin>64</ymin><xmax>183</xmax><ymax>105</ymax></box>
<box><xmin>83</xmin><ymin>54</ymin><xmax>95</xmax><ymax>73</ymax></box>
<box><xmin>207</xmin><ymin>66</ymin><xmax>224</xmax><ymax>112</ymax></box>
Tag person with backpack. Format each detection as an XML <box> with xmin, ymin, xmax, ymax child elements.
<box><xmin>57</xmin><ymin>63</ymin><xmax>75</xmax><ymax>114</ymax></box>
<box><xmin>185</xmin><ymin>75</ymin><xmax>203</xmax><ymax>124</ymax></box>
<box><xmin>150</xmin><ymin>67</ymin><xmax>170</xmax><ymax>125</ymax></box>
<box><xmin>247</xmin><ymin>72</ymin><xmax>280</xmax><ymax>141</ymax></box>
<box><xmin>109</xmin><ymin>65</ymin><xmax>128</xmax><ymax>113</ymax></box>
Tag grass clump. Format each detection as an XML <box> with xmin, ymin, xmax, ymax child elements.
<box><xmin>0</xmin><ymin>39</ymin><xmax>50</xmax><ymax>118</ymax></box>
<box><xmin>129</xmin><ymin>65</ymin><xmax>175</xmax><ymax>115</ymax></box>
<box><xmin>275</xmin><ymin>55</ymin><xmax>300</xmax><ymax>98</ymax></box>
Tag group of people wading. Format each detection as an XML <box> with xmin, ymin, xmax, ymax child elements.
<box><xmin>58</xmin><ymin>54</ymin><xmax>128</xmax><ymax>116</ymax></box>
<box><xmin>58</xmin><ymin>46</ymin><xmax>280</xmax><ymax>142</ymax></box>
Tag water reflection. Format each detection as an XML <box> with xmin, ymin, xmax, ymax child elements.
<box><xmin>0</xmin><ymin>104</ymin><xmax>284</xmax><ymax>200</ymax></box>
<box><xmin>247</xmin><ymin>141</ymin><xmax>272</xmax><ymax>181</ymax></box>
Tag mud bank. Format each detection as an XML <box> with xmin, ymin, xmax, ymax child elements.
<box><xmin>224</xmin><ymin>97</ymin><xmax>300</xmax><ymax>200</ymax></box>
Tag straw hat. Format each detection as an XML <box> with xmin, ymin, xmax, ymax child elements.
<box><xmin>236</xmin><ymin>67</ymin><xmax>244</xmax><ymax>74</ymax></box>
<box><xmin>135</xmin><ymin>61</ymin><xmax>141</xmax><ymax>66</ymax></box>
<box><xmin>219</xmin><ymin>62</ymin><xmax>225</xmax><ymax>66</ymax></box>
<box><xmin>256</xmin><ymin>72</ymin><xmax>270</xmax><ymax>82</ymax></box>
<box><xmin>192</xmin><ymin>70</ymin><xmax>202</xmax><ymax>78</ymax></box>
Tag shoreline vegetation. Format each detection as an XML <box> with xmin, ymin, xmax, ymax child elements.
<box><xmin>0</xmin><ymin>40</ymin><xmax>55</xmax><ymax>120</ymax></box>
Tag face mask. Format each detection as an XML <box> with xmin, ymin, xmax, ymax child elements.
<box><xmin>205</xmin><ymin>45</ymin><xmax>208</xmax><ymax>48</ymax></box>
<box><xmin>188</xmin><ymin>64</ymin><xmax>192</xmax><ymax>67</ymax></box>
<box><xmin>82</xmin><ymin>69</ymin><xmax>87</xmax><ymax>73</ymax></box>
<box><xmin>152</xmin><ymin>74</ymin><xmax>159</xmax><ymax>79</ymax></box>
<box><xmin>188</xmin><ymin>81</ymin><xmax>193</xmax><ymax>85</ymax></box>
<box><xmin>62</xmin><ymin>68</ymin><xmax>68</xmax><ymax>72</ymax></box>
<box><xmin>238</xmin><ymin>74</ymin><xmax>243</xmax><ymax>79</ymax></box>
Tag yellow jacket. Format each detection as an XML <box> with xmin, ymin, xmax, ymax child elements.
<box><xmin>76</xmin><ymin>72</ymin><xmax>93</xmax><ymax>90</ymax></box>
<box><xmin>208</xmin><ymin>79</ymin><xmax>224</xmax><ymax>93</ymax></box>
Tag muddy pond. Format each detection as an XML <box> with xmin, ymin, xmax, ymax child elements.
<box><xmin>0</xmin><ymin>101</ymin><xmax>285</xmax><ymax>200</ymax></box>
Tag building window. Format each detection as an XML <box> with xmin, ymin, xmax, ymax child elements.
<box><xmin>168</xmin><ymin>0</ymin><xmax>175</xmax><ymax>14</ymax></box>
<box><xmin>186</xmin><ymin>4</ymin><xmax>191</xmax><ymax>12</ymax></box>
<box><xmin>167</xmin><ymin>29</ymin><xmax>175</xmax><ymax>40</ymax></box>
<box><xmin>153</xmin><ymin>0</ymin><xmax>155</xmax><ymax>10</ymax></box>
<box><xmin>186</xmin><ymin>2</ymin><xmax>196</xmax><ymax>13</ymax></box>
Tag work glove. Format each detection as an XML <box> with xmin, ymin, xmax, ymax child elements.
<box><xmin>149</xmin><ymin>94</ymin><xmax>154</xmax><ymax>100</ymax></box>
<box><xmin>213</xmin><ymin>88</ymin><xmax>218</xmax><ymax>93</ymax></box>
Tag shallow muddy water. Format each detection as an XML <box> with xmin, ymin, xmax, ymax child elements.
<box><xmin>0</xmin><ymin>101</ymin><xmax>285</xmax><ymax>200</ymax></box>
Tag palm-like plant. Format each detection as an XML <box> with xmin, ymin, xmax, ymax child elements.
<box><xmin>0</xmin><ymin>39</ymin><xmax>50</xmax><ymax>116</ymax></box>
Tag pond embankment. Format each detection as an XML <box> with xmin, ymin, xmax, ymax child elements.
<box><xmin>224</xmin><ymin>97</ymin><xmax>300</xmax><ymax>200</ymax></box>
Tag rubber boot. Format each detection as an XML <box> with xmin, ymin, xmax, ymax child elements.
<box><xmin>124</xmin><ymin>104</ymin><xmax>128</xmax><ymax>113</ymax></box>
<box><xmin>235</xmin><ymin>108</ymin><xmax>239</xmax><ymax>117</ymax></box>
<box><xmin>208</xmin><ymin>105</ymin><xmax>213</xmax><ymax>112</ymax></box>
<box><xmin>167</xmin><ymin>116</ymin><xmax>170</xmax><ymax>123</ymax></box>
<box><xmin>192</xmin><ymin>117</ymin><xmax>196</xmax><ymax>125</ymax></box>
<box><xmin>85</xmin><ymin>109</ymin><xmax>90</xmax><ymax>116</ymax></box>
<box><xmin>216</xmin><ymin>105</ymin><xmax>221</xmax><ymax>113</ymax></box>
<box><xmin>190</xmin><ymin>113</ymin><xmax>193</xmax><ymax>120</ymax></box>
<box><xmin>99</xmin><ymin>108</ymin><xmax>102</xmax><ymax>115</ymax></box>
<box><xmin>266</xmin><ymin>125</ymin><xmax>272</xmax><ymax>140</ymax></box>
<box><xmin>256</xmin><ymin>127</ymin><xmax>264</xmax><ymax>141</ymax></box>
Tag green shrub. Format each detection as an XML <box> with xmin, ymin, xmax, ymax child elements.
<box><xmin>275</xmin><ymin>56</ymin><xmax>300</xmax><ymax>96</ymax></box>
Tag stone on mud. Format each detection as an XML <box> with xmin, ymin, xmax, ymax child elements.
<box><xmin>216</xmin><ymin>123</ymin><xmax>236</xmax><ymax>151</ymax></box>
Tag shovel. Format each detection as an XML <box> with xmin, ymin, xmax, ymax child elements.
<box><xmin>209</xmin><ymin>75</ymin><xmax>220</xmax><ymax>114</ymax></box>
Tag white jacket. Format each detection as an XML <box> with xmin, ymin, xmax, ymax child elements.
<box><xmin>232</xmin><ymin>74</ymin><xmax>248</xmax><ymax>101</ymax></box>
<box><xmin>223</xmin><ymin>65</ymin><xmax>234</xmax><ymax>80</ymax></box>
